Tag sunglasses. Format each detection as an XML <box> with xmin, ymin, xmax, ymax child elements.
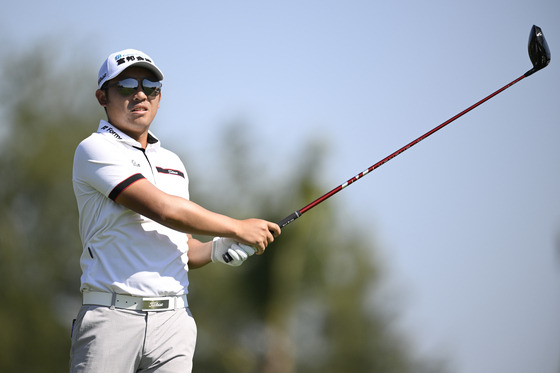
<box><xmin>106</xmin><ymin>78</ymin><xmax>162</xmax><ymax>97</ymax></box>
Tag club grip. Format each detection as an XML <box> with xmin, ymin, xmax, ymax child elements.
<box><xmin>223</xmin><ymin>252</ymin><xmax>234</xmax><ymax>263</ymax></box>
<box><xmin>222</xmin><ymin>211</ymin><xmax>301</xmax><ymax>263</ymax></box>
<box><xmin>277</xmin><ymin>211</ymin><xmax>301</xmax><ymax>228</ymax></box>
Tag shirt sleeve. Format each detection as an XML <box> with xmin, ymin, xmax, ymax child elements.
<box><xmin>73</xmin><ymin>135</ymin><xmax>146</xmax><ymax>200</ymax></box>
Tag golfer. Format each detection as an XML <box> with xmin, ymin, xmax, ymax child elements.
<box><xmin>70</xmin><ymin>49</ymin><xmax>281</xmax><ymax>372</ymax></box>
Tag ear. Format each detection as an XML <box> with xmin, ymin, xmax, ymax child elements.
<box><xmin>96</xmin><ymin>89</ymin><xmax>108</xmax><ymax>107</ymax></box>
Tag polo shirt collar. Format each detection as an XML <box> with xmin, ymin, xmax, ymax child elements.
<box><xmin>97</xmin><ymin>120</ymin><xmax>160</xmax><ymax>148</ymax></box>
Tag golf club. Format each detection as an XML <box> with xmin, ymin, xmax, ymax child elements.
<box><xmin>224</xmin><ymin>25</ymin><xmax>550</xmax><ymax>263</ymax></box>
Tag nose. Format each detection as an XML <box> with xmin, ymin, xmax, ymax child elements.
<box><xmin>132</xmin><ymin>86</ymin><xmax>148</xmax><ymax>100</ymax></box>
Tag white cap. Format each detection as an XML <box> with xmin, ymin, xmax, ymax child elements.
<box><xmin>97</xmin><ymin>49</ymin><xmax>164</xmax><ymax>89</ymax></box>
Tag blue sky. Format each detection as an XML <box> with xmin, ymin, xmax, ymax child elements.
<box><xmin>3</xmin><ymin>1</ymin><xmax>559</xmax><ymax>372</ymax></box>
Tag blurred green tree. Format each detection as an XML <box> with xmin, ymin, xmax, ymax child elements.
<box><xmin>0</xmin><ymin>45</ymin><xmax>448</xmax><ymax>373</ymax></box>
<box><xmin>0</xmin><ymin>44</ymin><xmax>98</xmax><ymax>372</ymax></box>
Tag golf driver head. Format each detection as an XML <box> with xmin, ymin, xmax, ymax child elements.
<box><xmin>527</xmin><ymin>25</ymin><xmax>551</xmax><ymax>75</ymax></box>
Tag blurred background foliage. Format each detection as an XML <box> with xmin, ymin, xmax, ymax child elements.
<box><xmin>0</xmin><ymin>43</ymin><xmax>448</xmax><ymax>372</ymax></box>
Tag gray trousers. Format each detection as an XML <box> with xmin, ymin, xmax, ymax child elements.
<box><xmin>70</xmin><ymin>305</ymin><xmax>197</xmax><ymax>372</ymax></box>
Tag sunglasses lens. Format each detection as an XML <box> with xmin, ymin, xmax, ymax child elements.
<box><xmin>142</xmin><ymin>79</ymin><xmax>162</xmax><ymax>97</ymax></box>
<box><xmin>116</xmin><ymin>78</ymin><xmax>140</xmax><ymax>96</ymax></box>
<box><xmin>111</xmin><ymin>78</ymin><xmax>162</xmax><ymax>97</ymax></box>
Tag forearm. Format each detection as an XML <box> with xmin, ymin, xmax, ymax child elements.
<box><xmin>158</xmin><ymin>197</ymin><xmax>278</xmax><ymax>251</ymax></box>
<box><xmin>158</xmin><ymin>195</ymin><xmax>240</xmax><ymax>238</ymax></box>
<box><xmin>186</xmin><ymin>236</ymin><xmax>212</xmax><ymax>269</ymax></box>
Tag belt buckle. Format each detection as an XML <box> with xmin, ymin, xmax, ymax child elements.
<box><xmin>142</xmin><ymin>297</ymin><xmax>171</xmax><ymax>311</ymax></box>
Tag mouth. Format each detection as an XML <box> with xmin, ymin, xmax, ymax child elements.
<box><xmin>130</xmin><ymin>105</ymin><xmax>149</xmax><ymax>113</ymax></box>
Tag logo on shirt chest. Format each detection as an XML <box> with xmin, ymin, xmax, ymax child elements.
<box><xmin>156</xmin><ymin>167</ymin><xmax>185</xmax><ymax>178</ymax></box>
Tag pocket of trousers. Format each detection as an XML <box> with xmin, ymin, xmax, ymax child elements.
<box><xmin>71</xmin><ymin>319</ymin><xmax>76</xmax><ymax>338</ymax></box>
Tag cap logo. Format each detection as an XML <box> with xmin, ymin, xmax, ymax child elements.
<box><xmin>114</xmin><ymin>54</ymin><xmax>153</xmax><ymax>67</ymax></box>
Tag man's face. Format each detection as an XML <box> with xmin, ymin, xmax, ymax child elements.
<box><xmin>96</xmin><ymin>66</ymin><xmax>162</xmax><ymax>144</ymax></box>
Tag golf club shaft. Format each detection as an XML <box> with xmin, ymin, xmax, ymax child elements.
<box><xmin>282</xmin><ymin>73</ymin><xmax>529</xmax><ymax>225</ymax></box>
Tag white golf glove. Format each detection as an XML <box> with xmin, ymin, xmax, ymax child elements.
<box><xmin>211</xmin><ymin>237</ymin><xmax>256</xmax><ymax>266</ymax></box>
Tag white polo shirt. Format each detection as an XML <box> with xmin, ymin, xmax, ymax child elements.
<box><xmin>73</xmin><ymin>120</ymin><xmax>191</xmax><ymax>297</ymax></box>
